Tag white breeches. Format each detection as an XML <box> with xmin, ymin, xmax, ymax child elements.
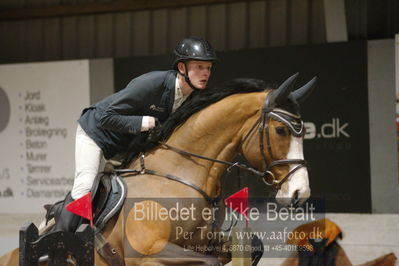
<box><xmin>71</xmin><ymin>125</ymin><xmax>105</xmax><ymax>200</ymax></box>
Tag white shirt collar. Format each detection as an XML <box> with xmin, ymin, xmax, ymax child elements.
<box><xmin>172</xmin><ymin>77</ymin><xmax>190</xmax><ymax>113</ymax></box>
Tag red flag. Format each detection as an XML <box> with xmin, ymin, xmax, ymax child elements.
<box><xmin>66</xmin><ymin>192</ymin><xmax>93</xmax><ymax>227</ymax></box>
<box><xmin>224</xmin><ymin>187</ymin><xmax>249</xmax><ymax>226</ymax></box>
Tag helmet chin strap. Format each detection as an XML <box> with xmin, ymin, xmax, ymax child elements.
<box><xmin>178</xmin><ymin>62</ymin><xmax>201</xmax><ymax>91</ymax></box>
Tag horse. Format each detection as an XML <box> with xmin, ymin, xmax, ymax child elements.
<box><xmin>0</xmin><ymin>73</ymin><xmax>316</xmax><ymax>265</ymax></box>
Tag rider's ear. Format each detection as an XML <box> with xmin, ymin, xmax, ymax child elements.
<box><xmin>177</xmin><ymin>62</ymin><xmax>186</xmax><ymax>74</ymax></box>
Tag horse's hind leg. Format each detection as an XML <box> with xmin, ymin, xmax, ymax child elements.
<box><xmin>125</xmin><ymin>242</ymin><xmax>222</xmax><ymax>266</ymax></box>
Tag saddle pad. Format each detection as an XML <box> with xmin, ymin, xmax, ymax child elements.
<box><xmin>93</xmin><ymin>173</ymin><xmax>127</xmax><ymax>232</ymax></box>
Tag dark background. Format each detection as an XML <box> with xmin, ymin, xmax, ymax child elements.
<box><xmin>114</xmin><ymin>40</ymin><xmax>370</xmax><ymax>213</ymax></box>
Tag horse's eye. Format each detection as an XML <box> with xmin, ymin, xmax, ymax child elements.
<box><xmin>276</xmin><ymin>127</ymin><xmax>288</xmax><ymax>136</ymax></box>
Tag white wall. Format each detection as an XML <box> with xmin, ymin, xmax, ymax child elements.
<box><xmin>368</xmin><ymin>39</ymin><xmax>399</xmax><ymax>213</ymax></box>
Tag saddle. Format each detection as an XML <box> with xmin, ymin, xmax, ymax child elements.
<box><xmin>43</xmin><ymin>172</ymin><xmax>127</xmax><ymax>233</ymax></box>
<box><xmin>91</xmin><ymin>171</ymin><xmax>127</xmax><ymax>231</ymax></box>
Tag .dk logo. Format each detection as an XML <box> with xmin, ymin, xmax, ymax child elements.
<box><xmin>304</xmin><ymin>118</ymin><xmax>350</xmax><ymax>139</ymax></box>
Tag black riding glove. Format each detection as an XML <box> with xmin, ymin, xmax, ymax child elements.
<box><xmin>148</xmin><ymin>123</ymin><xmax>162</xmax><ymax>143</ymax></box>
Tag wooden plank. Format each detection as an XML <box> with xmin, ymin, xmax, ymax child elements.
<box><xmin>0</xmin><ymin>1</ymin><xmax>10</xmax><ymax>9</ymax></box>
<box><xmin>12</xmin><ymin>20</ymin><xmax>26</xmax><ymax>62</ymax></box>
<box><xmin>25</xmin><ymin>19</ymin><xmax>44</xmax><ymax>62</ymax></box>
<box><xmin>43</xmin><ymin>17</ymin><xmax>61</xmax><ymax>61</ymax></box>
<box><xmin>269</xmin><ymin>0</ymin><xmax>288</xmax><ymax>46</ymax></box>
<box><xmin>77</xmin><ymin>0</ymin><xmax>95</xmax><ymax>58</ymax></box>
<box><xmin>61</xmin><ymin>16</ymin><xmax>77</xmax><ymax>59</ymax></box>
<box><xmin>352</xmin><ymin>0</ymin><xmax>366</xmax><ymax>39</ymax></box>
<box><xmin>151</xmin><ymin>9</ymin><xmax>168</xmax><ymax>55</ymax></box>
<box><xmin>248</xmin><ymin>0</ymin><xmax>266</xmax><ymax>48</ymax></box>
<box><xmin>264</xmin><ymin>0</ymin><xmax>270</xmax><ymax>46</ymax></box>
<box><xmin>61</xmin><ymin>0</ymin><xmax>75</xmax><ymax>3</ymax></box>
<box><xmin>168</xmin><ymin>7</ymin><xmax>187</xmax><ymax>53</ymax></box>
<box><xmin>0</xmin><ymin>23</ymin><xmax>7</xmax><ymax>62</ymax></box>
<box><xmin>188</xmin><ymin>5</ymin><xmax>207</xmax><ymax>37</ymax></box>
<box><xmin>43</xmin><ymin>0</ymin><xmax>61</xmax><ymax>60</ymax></box>
<box><xmin>77</xmin><ymin>15</ymin><xmax>95</xmax><ymax>58</ymax></box>
<box><xmin>95</xmin><ymin>13</ymin><xmax>113</xmax><ymax>57</ymax></box>
<box><xmin>309</xmin><ymin>0</ymin><xmax>326</xmax><ymax>43</ymax></box>
<box><xmin>345</xmin><ymin>0</ymin><xmax>365</xmax><ymax>39</ymax></box>
<box><xmin>0</xmin><ymin>0</ymin><xmax>256</xmax><ymax>21</ymax></box>
<box><xmin>23</xmin><ymin>0</ymin><xmax>43</xmax><ymax>61</ymax></box>
<box><xmin>25</xmin><ymin>0</ymin><xmax>43</xmax><ymax>8</ymax></box>
<box><xmin>207</xmin><ymin>4</ymin><xmax>227</xmax><ymax>51</ymax></box>
<box><xmin>41</xmin><ymin>0</ymin><xmax>61</xmax><ymax>61</ymax></box>
<box><xmin>61</xmin><ymin>0</ymin><xmax>77</xmax><ymax>59</ymax></box>
<box><xmin>289</xmin><ymin>0</ymin><xmax>309</xmax><ymax>45</ymax></box>
<box><xmin>0</xmin><ymin>0</ymin><xmax>25</xmax><ymax>9</ymax></box>
<box><xmin>323</xmin><ymin>0</ymin><xmax>347</xmax><ymax>42</ymax></box>
<box><xmin>0</xmin><ymin>21</ymin><xmax>25</xmax><ymax>63</ymax></box>
<box><xmin>43</xmin><ymin>0</ymin><xmax>59</xmax><ymax>7</ymax></box>
<box><xmin>132</xmin><ymin>10</ymin><xmax>151</xmax><ymax>56</ymax></box>
<box><xmin>227</xmin><ymin>2</ymin><xmax>247</xmax><ymax>50</ymax></box>
<box><xmin>114</xmin><ymin>12</ymin><xmax>131</xmax><ymax>57</ymax></box>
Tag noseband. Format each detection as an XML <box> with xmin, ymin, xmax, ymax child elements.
<box><xmin>261</xmin><ymin>110</ymin><xmax>306</xmax><ymax>189</ymax></box>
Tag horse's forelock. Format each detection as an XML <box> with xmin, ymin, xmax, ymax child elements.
<box><xmin>278</xmin><ymin>94</ymin><xmax>301</xmax><ymax>115</ymax></box>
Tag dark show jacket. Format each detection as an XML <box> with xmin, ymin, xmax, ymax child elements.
<box><xmin>78</xmin><ymin>70</ymin><xmax>178</xmax><ymax>160</ymax></box>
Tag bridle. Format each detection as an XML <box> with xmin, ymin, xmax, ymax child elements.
<box><xmin>241</xmin><ymin>97</ymin><xmax>307</xmax><ymax>190</ymax></box>
<box><xmin>159</xmin><ymin>93</ymin><xmax>307</xmax><ymax>191</ymax></box>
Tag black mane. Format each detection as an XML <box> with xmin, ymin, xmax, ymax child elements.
<box><xmin>121</xmin><ymin>78</ymin><xmax>269</xmax><ymax>166</ymax></box>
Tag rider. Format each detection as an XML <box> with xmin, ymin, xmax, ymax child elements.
<box><xmin>54</xmin><ymin>36</ymin><xmax>218</xmax><ymax>232</ymax></box>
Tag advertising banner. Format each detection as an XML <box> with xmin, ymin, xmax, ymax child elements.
<box><xmin>0</xmin><ymin>60</ymin><xmax>90</xmax><ymax>213</ymax></box>
<box><xmin>114</xmin><ymin>41</ymin><xmax>370</xmax><ymax>212</ymax></box>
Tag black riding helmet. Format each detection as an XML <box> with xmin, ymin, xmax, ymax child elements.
<box><xmin>173</xmin><ymin>36</ymin><xmax>218</xmax><ymax>90</ymax></box>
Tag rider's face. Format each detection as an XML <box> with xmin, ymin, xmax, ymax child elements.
<box><xmin>184</xmin><ymin>61</ymin><xmax>212</xmax><ymax>90</ymax></box>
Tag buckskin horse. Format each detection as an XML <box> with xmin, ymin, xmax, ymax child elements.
<box><xmin>0</xmin><ymin>73</ymin><xmax>316</xmax><ymax>265</ymax></box>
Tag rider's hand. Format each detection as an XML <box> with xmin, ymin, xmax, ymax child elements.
<box><xmin>141</xmin><ymin>116</ymin><xmax>157</xmax><ymax>131</ymax></box>
<box><xmin>148</xmin><ymin>116</ymin><xmax>156</xmax><ymax>129</ymax></box>
<box><xmin>148</xmin><ymin>120</ymin><xmax>162</xmax><ymax>143</ymax></box>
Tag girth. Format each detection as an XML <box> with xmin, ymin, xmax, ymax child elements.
<box><xmin>115</xmin><ymin>154</ymin><xmax>221</xmax><ymax>207</ymax></box>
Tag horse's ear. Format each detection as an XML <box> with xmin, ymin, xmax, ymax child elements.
<box><xmin>291</xmin><ymin>76</ymin><xmax>317</xmax><ymax>104</ymax></box>
<box><xmin>269</xmin><ymin>73</ymin><xmax>299</xmax><ymax>106</ymax></box>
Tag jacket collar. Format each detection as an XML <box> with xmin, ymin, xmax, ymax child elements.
<box><xmin>163</xmin><ymin>70</ymin><xmax>178</xmax><ymax>114</ymax></box>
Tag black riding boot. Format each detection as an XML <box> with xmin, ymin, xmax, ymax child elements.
<box><xmin>53</xmin><ymin>193</ymin><xmax>81</xmax><ymax>233</ymax></box>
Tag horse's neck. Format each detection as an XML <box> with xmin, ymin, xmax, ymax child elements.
<box><xmin>169</xmin><ymin>93</ymin><xmax>265</xmax><ymax>161</ymax></box>
<box><xmin>134</xmin><ymin>92</ymin><xmax>266</xmax><ymax>196</ymax></box>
